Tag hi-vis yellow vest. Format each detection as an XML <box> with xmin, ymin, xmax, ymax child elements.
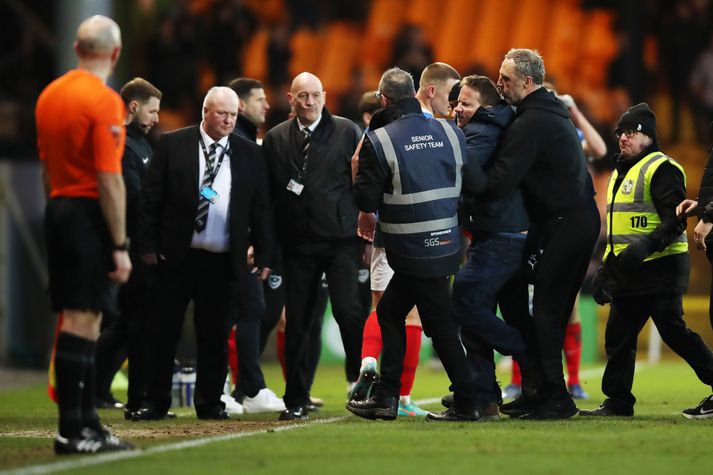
<box><xmin>603</xmin><ymin>152</ymin><xmax>688</xmax><ymax>262</ymax></box>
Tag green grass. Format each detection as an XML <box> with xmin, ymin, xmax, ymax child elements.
<box><xmin>1</xmin><ymin>362</ymin><xmax>712</xmax><ymax>474</ymax></box>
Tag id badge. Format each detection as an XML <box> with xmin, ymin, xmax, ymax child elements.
<box><xmin>287</xmin><ymin>178</ymin><xmax>304</xmax><ymax>196</ymax></box>
<box><xmin>200</xmin><ymin>185</ymin><xmax>218</xmax><ymax>203</ymax></box>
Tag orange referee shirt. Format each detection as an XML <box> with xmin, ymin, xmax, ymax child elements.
<box><xmin>36</xmin><ymin>69</ymin><xmax>126</xmax><ymax>199</ymax></box>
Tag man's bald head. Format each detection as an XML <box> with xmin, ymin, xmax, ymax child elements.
<box><xmin>75</xmin><ymin>15</ymin><xmax>122</xmax><ymax>58</ymax></box>
<box><xmin>288</xmin><ymin>72</ymin><xmax>326</xmax><ymax>127</ymax></box>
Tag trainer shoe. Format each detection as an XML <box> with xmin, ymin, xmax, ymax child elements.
<box><xmin>477</xmin><ymin>402</ymin><xmax>501</xmax><ymax>422</ymax></box>
<box><xmin>242</xmin><ymin>388</ymin><xmax>286</xmax><ymax>413</ymax></box>
<box><xmin>682</xmin><ymin>394</ymin><xmax>713</xmax><ymax>419</ymax></box>
<box><xmin>501</xmin><ymin>384</ymin><xmax>522</xmax><ymax>400</ymax></box>
<box><xmin>499</xmin><ymin>392</ymin><xmax>541</xmax><ymax>417</ymax></box>
<box><xmin>568</xmin><ymin>384</ymin><xmax>589</xmax><ymax>400</ymax></box>
<box><xmin>221</xmin><ymin>394</ymin><xmax>244</xmax><ymax>415</ymax></box>
<box><xmin>398</xmin><ymin>400</ymin><xmax>429</xmax><ymax>417</ymax></box>
<box><xmin>349</xmin><ymin>361</ymin><xmax>378</xmax><ymax>402</ymax></box>
<box><xmin>426</xmin><ymin>407</ymin><xmax>481</xmax><ymax>422</ymax></box>
<box><xmin>54</xmin><ymin>428</ymin><xmax>133</xmax><ymax>455</ymax></box>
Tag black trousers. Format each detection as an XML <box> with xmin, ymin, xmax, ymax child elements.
<box><xmin>705</xmin><ymin>240</ymin><xmax>713</xmax><ymax>330</ymax></box>
<box><xmin>142</xmin><ymin>249</ymin><xmax>237</xmax><ymax>416</ymax></box>
<box><xmin>95</xmin><ymin>258</ymin><xmax>154</xmax><ymax>410</ymax></box>
<box><xmin>283</xmin><ymin>239</ymin><xmax>364</xmax><ymax>408</ymax></box>
<box><xmin>602</xmin><ymin>292</ymin><xmax>713</xmax><ymax>408</ymax></box>
<box><xmin>526</xmin><ymin>200</ymin><xmax>600</xmax><ymax>400</ymax></box>
<box><xmin>375</xmin><ymin>272</ymin><xmax>477</xmax><ymax>411</ymax></box>
<box><xmin>233</xmin><ymin>269</ymin><xmax>267</xmax><ymax>398</ymax></box>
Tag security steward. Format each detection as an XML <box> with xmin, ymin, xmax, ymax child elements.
<box><xmin>348</xmin><ymin>67</ymin><xmax>480</xmax><ymax>422</ymax></box>
<box><xmin>583</xmin><ymin>103</ymin><xmax>713</xmax><ymax>417</ymax></box>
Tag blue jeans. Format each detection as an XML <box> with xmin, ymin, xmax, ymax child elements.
<box><xmin>451</xmin><ymin>232</ymin><xmax>528</xmax><ymax>404</ymax></box>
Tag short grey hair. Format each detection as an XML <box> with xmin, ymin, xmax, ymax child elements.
<box><xmin>504</xmin><ymin>48</ymin><xmax>545</xmax><ymax>85</ymax></box>
<box><xmin>202</xmin><ymin>86</ymin><xmax>238</xmax><ymax>119</ymax></box>
<box><xmin>378</xmin><ymin>67</ymin><xmax>415</xmax><ymax>102</ymax></box>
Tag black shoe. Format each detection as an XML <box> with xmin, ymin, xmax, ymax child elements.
<box><xmin>131</xmin><ymin>408</ymin><xmax>168</xmax><ymax>421</ymax></box>
<box><xmin>476</xmin><ymin>402</ymin><xmax>501</xmax><ymax>422</ymax></box>
<box><xmin>305</xmin><ymin>403</ymin><xmax>320</xmax><ymax>412</ymax></box>
<box><xmin>349</xmin><ymin>364</ymin><xmax>378</xmax><ymax>402</ymax></box>
<box><xmin>197</xmin><ymin>409</ymin><xmax>230</xmax><ymax>420</ymax></box>
<box><xmin>519</xmin><ymin>397</ymin><xmax>579</xmax><ymax>420</ymax></box>
<box><xmin>426</xmin><ymin>407</ymin><xmax>481</xmax><ymax>422</ymax></box>
<box><xmin>499</xmin><ymin>393</ymin><xmax>542</xmax><ymax>417</ymax></box>
<box><xmin>96</xmin><ymin>396</ymin><xmax>125</xmax><ymax>409</ymax></box>
<box><xmin>441</xmin><ymin>393</ymin><xmax>454</xmax><ymax>409</ymax></box>
<box><xmin>278</xmin><ymin>406</ymin><xmax>309</xmax><ymax>421</ymax></box>
<box><xmin>580</xmin><ymin>401</ymin><xmax>634</xmax><ymax>417</ymax></box>
<box><xmin>54</xmin><ymin>428</ymin><xmax>133</xmax><ymax>455</ymax></box>
<box><xmin>682</xmin><ymin>394</ymin><xmax>713</xmax><ymax>419</ymax></box>
<box><xmin>346</xmin><ymin>396</ymin><xmax>398</xmax><ymax>420</ymax></box>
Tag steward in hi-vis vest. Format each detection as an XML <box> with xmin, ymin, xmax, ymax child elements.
<box><xmin>583</xmin><ymin>103</ymin><xmax>713</xmax><ymax>420</ymax></box>
<box><xmin>366</xmin><ymin>113</ymin><xmax>465</xmax><ymax>277</ymax></box>
<box><xmin>351</xmin><ymin>67</ymin><xmax>480</xmax><ymax>423</ymax></box>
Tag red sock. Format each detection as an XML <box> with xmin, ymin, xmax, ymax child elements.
<box><xmin>361</xmin><ymin>311</ymin><xmax>383</xmax><ymax>360</ymax></box>
<box><xmin>511</xmin><ymin>359</ymin><xmax>522</xmax><ymax>386</ymax></box>
<box><xmin>399</xmin><ymin>325</ymin><xmax>422</xmax><ymax>396</ymax></box>
<box><xmin>228</xmin><ymin>326</ymin><xmax>239</xmax><ymax>385</ymax></box>
<box><xmin>276</xmin><ymin>328</ymin><xmax>286</xmax><ymax>380</ymax></box>
<box><xmin>564</xmin><ymin>322</ymin><xmax>582</xmax><ymax>386</ymax></box>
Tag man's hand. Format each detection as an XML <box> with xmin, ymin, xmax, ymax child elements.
<box><xmin>109</xmin><ymin>250</ymin><xmax>132</xmax><ymax>284</ymax></box>
<box><xmin>257</xmin><ymin>267</ymin><xmax>272</xmax><ymax>281</ymax></box>
<box><xmin>616</xmin><ymin>241</ymin><xmax>649</xmax><ymax>271</ymax></box>
<box><xmin>361</xmin><ymin>243</ymin><xmax>373</xmax><ymax>268</ymax></box>
<box><xmin>694</xmin><ymin>220</ymin><xmax>713</xmax><ymax>250</ymax></box>
<box><xmin>676</xmin><ymin>199</ymin><xmax>698</xmax><ymax>217</ymax></box>
<box><xmin>247</xmin><ymin>245</ymin><xmax>255</xmax><ymax>267</ymax></box>
<box><xmin>357</xmin><ymin>211</ymin><xmax>376</xmax><ymax>242</ymax></box>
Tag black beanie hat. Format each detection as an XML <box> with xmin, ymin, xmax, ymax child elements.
<box><xmin>615</xmin><ymin>102</ymin><xmax>657</xmax><ymax>140</ymax></box>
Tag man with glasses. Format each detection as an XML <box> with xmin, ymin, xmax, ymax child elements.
<box><xmin>263</xmin><ymin>72</ymin><xmax>363</xmax><ymax>420</ymax></box>
<box><xmin>582</xmin><ymin>103</ymin><xmax>713</xmax><ymax>418</ymax></box>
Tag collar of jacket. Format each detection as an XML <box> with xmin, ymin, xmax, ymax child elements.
<box><xmin>235</xmin><ymin>115</ymin><xmax>258</xmax><ymax>142</ymax></box>
<box><xmin>515</xmin><ymin>87</ymin><xmax>569</xmax><ymax>119</ymax></box>
<box><xmin>126</xmin><ymin>121</ymin><xmax>145</xmax><ymax>140</ymax></box>
<box><xmin>294</xmin><ymin>106</ymin><xmax>333</xmax><ymax>138</ymax></box>
<box><xmin>614</xmin><ymin>141</ymin><xmax>662</xmax><ymax>175</ymax></box>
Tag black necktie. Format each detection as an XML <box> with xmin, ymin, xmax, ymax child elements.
<box><xmin>195</xmin><ymin>142</ymin><xmax>218</xmax><ymax>232</ymax></box>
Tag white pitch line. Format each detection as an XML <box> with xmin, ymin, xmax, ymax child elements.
<box><xmin>0</xmin><ymin>416</ymin><xmax>347</xmax><ymax>475</ymax></box>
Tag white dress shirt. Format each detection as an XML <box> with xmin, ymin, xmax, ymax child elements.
<box><xmin>191</xmin><ymin>124</ymin><xmax>231</xmax><ymax>252</ymax></box>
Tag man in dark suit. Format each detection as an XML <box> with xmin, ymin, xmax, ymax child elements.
<box><xmin>133</xmin><ymin>86</ymin><xmax>273</xmax><ymax>420</ymax></box>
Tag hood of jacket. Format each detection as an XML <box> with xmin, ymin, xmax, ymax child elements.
<box><xmin>468</xmin><ymin>100</ymin><xmax>514</xmax><ymax>130</ymax></box>
<box><xmin>515</xmin><ymin>87</ymin><xmax>570</xmax><ymax>120</ymax></box>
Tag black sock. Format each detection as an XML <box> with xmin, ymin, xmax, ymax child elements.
<box><xmin>55</xmin><ymin>332</ymin><xmax>91</xmax><ymax>438</ymax></box>
<box><xmin>81</xmin><ymin>340</ymin><xmax>103</xmax><ymax>433</ymax></box>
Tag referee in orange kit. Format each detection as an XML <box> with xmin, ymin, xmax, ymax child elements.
<box><xmin>36</xmin><ymin>15</ymin><xmax>133</xmax><ymax>454</ymax></box>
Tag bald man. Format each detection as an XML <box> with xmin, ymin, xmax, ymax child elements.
<box><xmin>36</xmin><ymin>15</ymin><xmax>133</xmax><ymax>454</ymax></box>
<box><xmin>263</xmin><ymin>72</ymin><xmax>363</xmax><ymax>420</ymax></box>
<box><xmin>133</xmin><ymin>86</ymin><xmax>274</xmax><ymax>421</ymax></box>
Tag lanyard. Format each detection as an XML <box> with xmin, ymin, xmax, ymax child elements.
<box><xmin>198</xmin><ymin>135</ymin><xmax>229</xmax><ymax>186</ymax></box>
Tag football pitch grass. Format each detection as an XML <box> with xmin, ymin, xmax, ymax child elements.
<box><xmin>1</xmin><ymin>361</ymin><xmax>712</xmax><ymax>475</ymax></box>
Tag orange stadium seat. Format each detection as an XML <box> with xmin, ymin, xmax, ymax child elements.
<box><xmin>509</xmin><ymin>0</ymin><xmax>553</xmax><ymax>54</ymax></box>
<box><xmin>542</xmin><ymin>0</ymin><xmax>584</xmax><ymax>93</ymax></box>
<box><xmin>289</xmin><ymin>28</ymin><xmax>322</xmax><ymax>77</ymax></box>
<box><xmin>404</xmin><ymin>0</ymin><xmax>444</xmax><ymax>44</ymax></box>
<box><xmin>243</xmin><ymin>27</ymin><xmax>269</xmax><ymax>82</ymax></box>
<box><xmin>363</xmin><ymin>0</ymin><xmax>408</xmax><ymax>68</ymax></box>
<box><xmin>317</xmin><ymin>22</ymin><xmax>361</xmax><ymax>96</ymax></box>
<box><xmin>578</xmin><ymin>9</ymin><xmax>618</xmax><ymax>91</ymax></box>
<box><xmin>469</xmin><ymin>0</ymin><xmax>516</xmax><ymax>78</ymax></box>
<box><xmin>434</xmin><ymin>0</ymin><xmax>480</xmax><ymax>72</ymax></box>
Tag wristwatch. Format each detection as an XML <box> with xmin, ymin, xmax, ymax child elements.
<box><xmin>112</xmin><ymin>238</ymin><xmax>131</xmax><ymax>251</ymax></box>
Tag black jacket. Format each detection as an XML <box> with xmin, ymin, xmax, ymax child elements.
<box><xmin>123</xmin><ymin>122</ymin><xmax>153</xmax><ymax>242</ymax></box>
<box><xmin>138</xmin><ymin>125</ymin><xmax>274</xmax><ymax>276</ymax></box>
<box><xmin>473</xmin><ymin>87</ymin><xmax>594</xmax><ymax>224</ymax></box>
<box><xmin>263</xmin><ymin>107</ymin><xmax>361</xmax><ymax>253</ymax></box>
<box><xmin>460</xmin><ymin>102</ymin><xmax>528</xmax><ymax>234</ymax></box>
<box><xmin>234</xmin><ymin>115</ymin><xmax>258</xmax><ymax>143</ymax></box>
<box><xmin>603</xmin><ymin>143</ymin><xmax>689</xmax><ymax>297</ymax></box>
<box><xmin>354</xmin><ymin>97</ymin><xmax>469</xmax><ymax>277</ymax></box>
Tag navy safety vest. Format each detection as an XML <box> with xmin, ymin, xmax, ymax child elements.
<box><xmin>367</xmin><ymin>114</ymin><xmax>466</xmax><ymax>260</ymax></box>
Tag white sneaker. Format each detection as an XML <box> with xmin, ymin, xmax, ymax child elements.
<box><xmin>242</xmin><ymin>388</ymin><xmax>286</xmax><ymax>413</ymax></box>
<box><xmin>221</xmin><ymin>394</ymin><xmax>244</xmax><ymax>415</ymax></box>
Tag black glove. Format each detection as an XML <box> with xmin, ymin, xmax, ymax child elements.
<box><xmin>591</xmin><ymin>265</ymin><xmax>611</xmax><ymax>305</ymax></box>
<box><xmin>615</xmin><ymin>241</ymin><xmax>650</xmax><ymax>272</ymax></box>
